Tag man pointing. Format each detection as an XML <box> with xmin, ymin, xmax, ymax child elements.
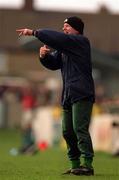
<box><xmin>16</xmin><ymin>16</ymin><xmax>95</xmax><ymax>176</ymax></box>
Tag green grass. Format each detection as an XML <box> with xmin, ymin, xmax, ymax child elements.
<box><xmin>0</xmin><ymin>129</ymin><xmax>119</xmax><ymax>180</ymax></box>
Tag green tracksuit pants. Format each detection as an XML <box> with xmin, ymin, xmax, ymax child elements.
<box><xmin>62</xmin><ymin>101</ymin><xmax>94</xmax><ymax>166</ymax></box>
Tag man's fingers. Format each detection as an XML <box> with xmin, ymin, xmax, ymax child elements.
<box><xmin>16</xmin><ymin>29</ymin><xmax>33</xmax><ymax>37</ymax></box>
<box><xmin>16</xmin><ymin>29</ymin><xmax>28</xmax><ymax>36</ymax></box>
<box><xmin>44</xmin><ymin>45</ymin><xmax>50</xmax><ymax>52</ymax></box>
<box><xmin>16</xmin><ymin>29</ymin><xmax>24</xmax><ymax>32</ymax></box>
<box><xmin>43</xmin><ymin>48</ymin><xmax>50</xmax><ymax>53</ymax></box>
<box><xmin>16</xmin><ymin>29</ymin><xmax>25</xmax><ymax>37</ymax></box>
<box><xmin>19</xmin><ymin>32</ymin><xmax>23</xmax><ymax>37</ymax></box>
<box><xmin>44</xmin><ymin>45</ymin><xmax>49</xmax><ymax>48</ymax></box>
<box><xmin>41</xmin><ymin>49</ymin><xmax>50</xmax><ymax>54</ymax></box>
<box><xmin>46</xmin><ymin>49</ymin><xmax>50</xmax><ymax>53</ymax></box>
<box><xmin>39</xmin><ymin>45</ymin><xmax>51</xmax><ymax>58</ymax></box>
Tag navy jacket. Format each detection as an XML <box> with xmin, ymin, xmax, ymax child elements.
<box><xmin>34</xmin><ymin>29</ymin><xmax>95</xmax><ymax>108</ymax></box>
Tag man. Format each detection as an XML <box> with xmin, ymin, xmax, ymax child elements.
<box><xmin>16</xmin><ymin>16</ymin><xmax>95</xmax><ymax>176</ymax></box>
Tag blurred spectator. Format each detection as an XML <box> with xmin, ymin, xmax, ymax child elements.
<box><xmin>112</xmin><ymin>120</ymin><xmax>119</xmax><ymax>156</ymax></box>
<box><xmin>52</xmin><ymin>104</ymin><xmax>62</xmax><ymax>145</ymax></box>
<box><xmin>95</xmin><ymin>84</ymin><xmax>106</xmax><ymax>103</ymax></box>
<box><xmin>18</xmin><ymin>85</ymin><xmax>38</xmax><ymax>155</ymax></box>
<box><xmin>0</xmin><ymin>85</ymin><xmax>8</xmax><ymax>128</ymax></box>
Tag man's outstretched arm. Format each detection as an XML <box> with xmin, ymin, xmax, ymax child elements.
<box><xmin>16</xmin><ymin>28</ymin><xmax>85</xmax><ymax>56</ymax></box>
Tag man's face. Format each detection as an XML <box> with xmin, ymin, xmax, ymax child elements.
<box><xmin>62</xmin><ymin>23</ymin><xmax>79</xmax><ymax>35</ymax></box>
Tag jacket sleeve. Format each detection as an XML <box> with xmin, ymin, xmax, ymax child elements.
<box><xmin>35</xmin><ymin>29</ymin><xmax>89</xmax><ymax>56</ymax></box>
<box><xmin>40</xmin><ymin>51</ymin><xmax>62</xmax><ymax>71</ymax></box>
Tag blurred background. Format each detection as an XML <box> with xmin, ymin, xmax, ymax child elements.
<box><xmin>0</xmin><ymin>0</ymin><xmax>119</xmax><ymax>156</ymax></box>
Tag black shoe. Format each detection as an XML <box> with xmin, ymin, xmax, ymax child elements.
<box><xmin>71</xmin><ymin>166</ymin><xmax>94</xmax><ymax>176</ymax></box>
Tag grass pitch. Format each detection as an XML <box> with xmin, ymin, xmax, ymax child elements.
<box><xmin>0</xmin><ymin>129</ymin><xmax>119</xmax><ymax>180</ymax></box>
